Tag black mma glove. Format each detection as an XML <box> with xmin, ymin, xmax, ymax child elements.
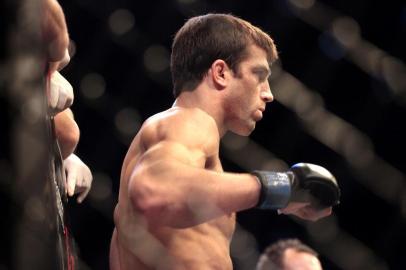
<box><xmin>252</xmin><ymin>163</ymin><xmax>340</xmax><ymax>210</ymax></box>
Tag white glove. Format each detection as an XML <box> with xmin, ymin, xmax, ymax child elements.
<box><xmin>64</xmin><ymin>153</ymin><xmax>93</xmax><ymax>203</ymax></box>
<box><xmin>48</xmin><ymin>70</ymin><xmax>74</xmax><ymax>115</ymax></box>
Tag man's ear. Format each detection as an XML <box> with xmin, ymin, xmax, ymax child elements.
<box><xmin>210</xmin><ymin>59</ymin><xmax>230</xmax><ymax>89</ymax></box>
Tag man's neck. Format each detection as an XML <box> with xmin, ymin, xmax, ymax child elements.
<box><xmin>173</xmin><ymin>87</ymin><xmax>227</xmax><ymax>137</ymax></box>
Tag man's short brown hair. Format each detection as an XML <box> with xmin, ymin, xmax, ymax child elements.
<box><xmin>170</xmin><ymin>13</ymin><xmax>278</xmax><ymax>97</ymax></box>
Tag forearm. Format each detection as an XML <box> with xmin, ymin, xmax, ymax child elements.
<box><xmin>54</xmin><ymin>109</ymin><xmax>79</xmax><ymax>159</ymax></box>
<box><xmin>128</xmin><ymin>160</ymin><xmax>261</xmax><ymax>228</ymax></box>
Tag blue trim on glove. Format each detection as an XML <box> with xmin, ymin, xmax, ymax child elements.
<box><xmin>252</xmin><ymin>171</ymin><xmax>292</xmax><ymax>209</ymax></box>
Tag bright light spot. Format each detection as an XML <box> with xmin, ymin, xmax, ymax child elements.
<box><xmin>109</xmin><ymin>9</ymin><xmax>135</xmax><ymax>35</ymax></box>
<box><xmin>114</xmin><ymin>107</ymin><xmax>141</xmax><ymax>137</ymax></box>
<box><xmin>80</xmin><ymin>73</ymin><xmax>106</xmax><ymax>99</ymax></box>
<box><xmin>143</xmin><ymin>45</ymin><xmax>170</xmax><ymax>73</ymax></box>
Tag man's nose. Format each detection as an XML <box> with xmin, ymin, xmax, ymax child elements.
<box><xmin>261</xmin><ymin>82</ymin><xmax>274</xmax><ymax>103</ymax></box>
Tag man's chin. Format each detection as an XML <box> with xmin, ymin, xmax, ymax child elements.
<box><xmin>233</xmin><ymin>124</ymin><xmax>256</xmax><ymax>136</ymax></box>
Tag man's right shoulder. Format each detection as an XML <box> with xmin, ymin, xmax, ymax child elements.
<box><xmin>140</xmin><ymin>107</ymin><xmax>219</xmax><ymax>148</ymax></box>
<box><xmin>145</xmin><ymin>107</ymin><xmax>216</xmax><ymax>131</ymax></box>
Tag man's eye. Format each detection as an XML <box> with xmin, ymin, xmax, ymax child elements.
<box><xmin>258</xmin><ymin>73</ymin><xmax>267</xmax><ymax>82</ymax></box>
<box><xmin>253</xmin><ymin>68</ymin><xmax>270</xmax><ymax>82</ymax></box>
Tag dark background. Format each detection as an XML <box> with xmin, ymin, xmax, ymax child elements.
<box><xmin>54</xmin><ymin>0</ymin><xmax>406</xmax><ymax>269</ymax></box>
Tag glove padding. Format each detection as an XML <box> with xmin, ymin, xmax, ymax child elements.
<box><xmin>64</xmin><ymin>153</ymin><xmax>93</xmax><ymax>203</ymax></box>
<box><xmin>253</xmin><ymin>163</ymin><xmax>340</xmax><ymax>210</ymax></box>
<box><xmin>289</xmin><ymin>163</ymin><xmax>340</xmax><ymax>209</ymax></box>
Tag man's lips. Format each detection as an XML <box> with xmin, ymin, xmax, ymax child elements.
<box><xmin>254</xmin><ymin>109</ymin><xmax>263</xmax><ymax>120</ymax></box>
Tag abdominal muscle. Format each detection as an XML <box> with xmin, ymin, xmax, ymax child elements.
<box><xmin>110</xmin><ymin>147</ymin><xmax>236</xmax><ymax>270</ymax></box>
<box><xmin>111</xmin><ymin>202</ymin><xmax>236</xmax><ymax>270</ymax></box>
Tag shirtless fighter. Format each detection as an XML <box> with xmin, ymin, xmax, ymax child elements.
<box><xmin>110</xmin><ymin>13</ymin><xmax>340</xmax><ymax>270</ymax></box>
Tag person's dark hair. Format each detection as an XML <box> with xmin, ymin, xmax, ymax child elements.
<box><xmin>170</xmin><ymin>13</ymin><xmax>278</xmax><ymax>98</ymax></box>
<box><xmin>256</xmin><ymin>239</ymin><xmax>319</xmax><ymax>270</ymax></box>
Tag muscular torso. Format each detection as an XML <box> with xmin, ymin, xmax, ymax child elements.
<box><xmin>110</xmin><ymin>108</ymin><xmax>236</xmax><ymax>270</ymax></box>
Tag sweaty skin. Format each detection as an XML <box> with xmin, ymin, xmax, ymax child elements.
<box><xmin>110</xmin><ymin>45</ymin><xmax>332</xmax><ymax>270</ymax></box>
<box><xmin>111</xmin><ymin>108</ymin><xmax>255</xmax><ymax>270</ymax></box>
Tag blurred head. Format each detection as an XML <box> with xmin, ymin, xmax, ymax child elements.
<box><xmin>256</xmin><ymin>239</ymin><xmax>322</xmax><ymax>270</ymax></box>
<box><xmin>171</xmin><ymin>13</ymin><xmax>278</xmax><ymax>98</ymax></box>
